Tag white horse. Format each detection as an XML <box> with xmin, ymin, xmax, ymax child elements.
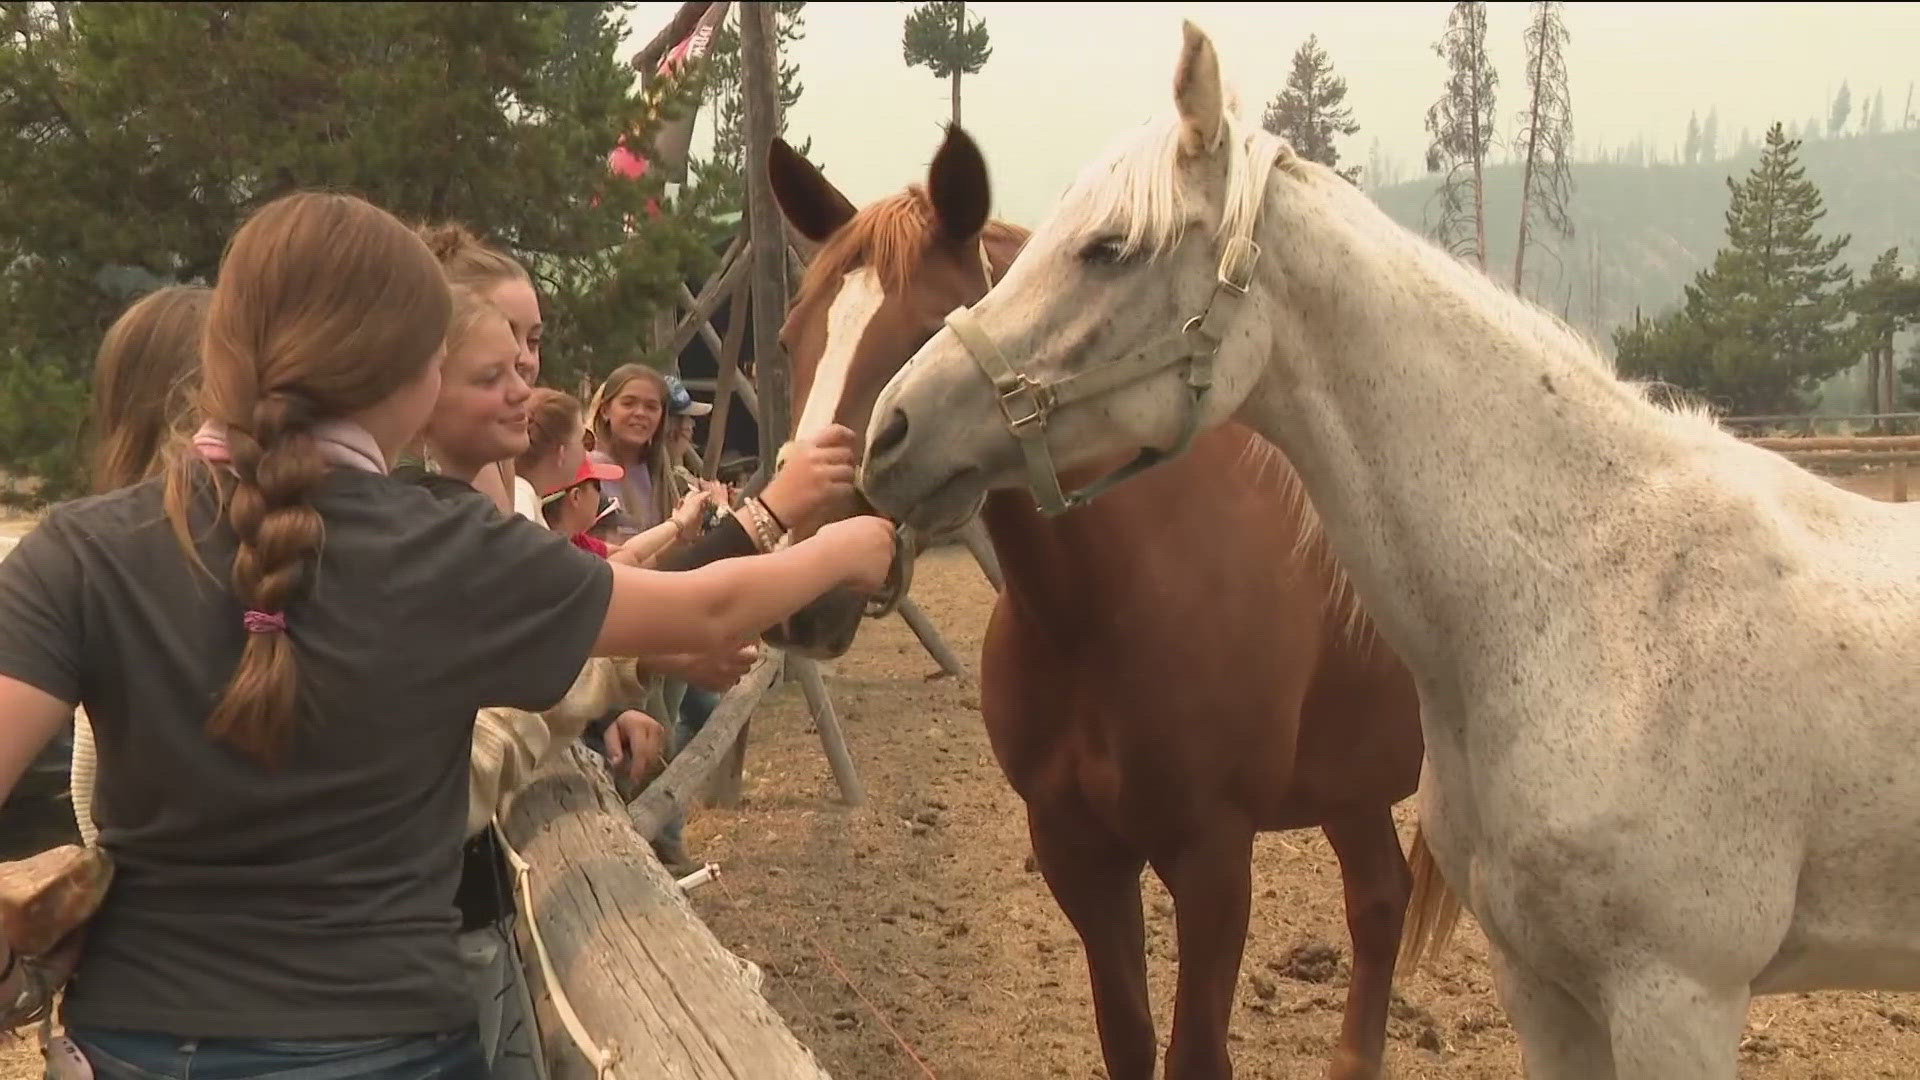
<box><xmin>859</xmin><ymin>20</ymin><xmax>1920</xmax><ymax>1080</ymax></box>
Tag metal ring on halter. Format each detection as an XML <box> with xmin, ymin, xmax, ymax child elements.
<box><xmin>862</xmin><ymin>523</ymin><xmax>915</xmax><ymax>619</ymax></box>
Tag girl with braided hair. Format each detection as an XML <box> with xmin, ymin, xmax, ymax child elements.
<box><xmin>0</xmin><ymin>190</ymin><xmax>894</xmax><ymax>1079</ymax></box>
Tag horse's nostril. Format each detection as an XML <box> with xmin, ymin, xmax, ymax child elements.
<box><xmin>869</xmin><ymin>407</ymin><xmax>910</xmax><ymax>462</ymax></box>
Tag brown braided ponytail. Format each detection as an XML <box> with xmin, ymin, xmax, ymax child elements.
<box><xmin>166</xmin><ymin>191</ymin><xmax>452</xmax><ymax>768</ymax></box>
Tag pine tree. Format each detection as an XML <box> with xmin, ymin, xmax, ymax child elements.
<box><xmin>1615</xmin><ymin>124</ymin><xmax>1858</xmax><ymax>414</ymax></box>
<box><xmin>1866</xmin><ymin>88</ymin><xmax>1887</xmax><ymax>134</ymax></box>
<box><xmin>1511</xmin><ymin>0</ymin><xmax>1573</xmax><ymax>295</ymax></box>
<box><xmin>1851</xmin><ymin>248</ymin><xmax>1920</xmax><ymax>414</ymax></box>
<box><xmin>902</xmin><ymin>1</ymin><xmax>992</xmax><ymax>128</ymax></box>
<box><xmin>0</xmin><ymin>1</ymin><xmax>712</xmax><ymax>501</ymax></box>
<box><xmin>1424</xmin><ymin>1</ymin><xmax>1498</xmax><ymax>270</ymax></box>
<box><xmin>1829</xmin><ymin>81</ymin><xmax>1853</xmax><ymax>136</ymax></box>
<box><xmin>1904</xmin><ymin>337</ymin><xmax>1920</xmax><ymax>408</ymax></box>
<box><xmin>1701</xmin><ymin>107</ymin><xmax>1721</xmax><ymax>162</ymax></box>
<box><xmin>1684</xmin><ymin>112</ymin><xmax>1702</xmax><ymax>165</ymax></box>
<box><xmin>1260</xmin><ymin>34</ymin><xmax>1362</xmax><ymax>183</ymax></box>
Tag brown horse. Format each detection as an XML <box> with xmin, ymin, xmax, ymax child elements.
<box><xmin>761</xmin><ymin>126</ymin><xmax>1451</xmax><ymax>1080</ymax></box>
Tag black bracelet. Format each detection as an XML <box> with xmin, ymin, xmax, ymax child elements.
<box><xmin>581</xmin><ymin>708</ymin><xmax>621</xmax><ymax>745</ymax></box>
<box><xmin>757</xmin><ymin>497</ymin><xmax>787</xmax><ymax>533</ymax></box>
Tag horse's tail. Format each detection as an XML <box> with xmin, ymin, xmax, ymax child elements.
<box><xmin>1396</xmin><ymin>820</ymin><xmax>1464</xmax><ymax>975</ymax></box>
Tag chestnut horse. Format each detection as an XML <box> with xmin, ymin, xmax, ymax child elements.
<box><xmin>759</xmin><ymin>127</ymin><xmax>1450</xmax><ymax>1080</ymax></box>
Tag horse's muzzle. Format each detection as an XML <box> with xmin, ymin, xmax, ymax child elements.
<box><xmin>760</xmin><ymin>494</ymin><xmax>921</xmax><ymax>660</ymax></box>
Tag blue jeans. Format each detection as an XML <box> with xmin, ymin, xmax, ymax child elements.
<box><xmin>655</xmin><ymin>684</ymin><xmax>721</xmax><ymax>851</ymax></box>
<box><xmin>61</xmin><ymin>1027</ymin><xmax>489</xmax><ymax>1080</ymax></box>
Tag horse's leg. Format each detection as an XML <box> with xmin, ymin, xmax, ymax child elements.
<box><xmin>1154</xmin><ymin>820</ymin><xmax>1255</xmax><ymax>1080</ymax></box>
<box><xmin>1028</xmin><ymin>804</ymin><xmax>1157</xmax><ymax>1080</ymax></box>
<box><xmin>1318</xmin><ymin>808</ymin><xmax>1412</xmax><ymax>1080</ymax></box>
<box><xmin>1485</xmin><ymin>943</ymin><xmax>1617</xmax><ymax>1080</ymax></box>
<box><xmin>1601</xmin><ymin>963</ymin><xmax>1747</xmax><ymax>1080</ymax></box>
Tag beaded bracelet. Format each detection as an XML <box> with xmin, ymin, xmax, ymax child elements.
<box><xmin>744</xmin><ymin>499</ymin><xmax>780</xmax><ymax>553</ymax></box>
<box><xmin>738</xmin><ymin>498</ymin><xmax>786</xmax><ymax>554</ymax></box>
<box><xmin>733</xmin><ymin>498</ymin><xmax>765</xmax><ymax>552</ymax></box>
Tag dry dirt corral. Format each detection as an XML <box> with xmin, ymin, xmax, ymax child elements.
<box><xmin>4</xmin><ymin>470</ymin><xmax>1916</xmax><ymax>1080</ymax></box>
<box><xmin>668</xmin><ymin>540</ymin><xmax>1920</xmax><ymax>1080</ymax></box>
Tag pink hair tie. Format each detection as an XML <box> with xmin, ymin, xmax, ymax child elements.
<box><xmin>243</xmin><ymin>610</ymin><xmax>287</xmax><ymax>634</ymax></box>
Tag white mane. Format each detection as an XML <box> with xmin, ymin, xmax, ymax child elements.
<box><xmin>1034</xmin><ymin>89</ymin><xmax>1736</xmax><ymax>651</ymax></box>
<box><xmin>1051</xmin><ymin>100</ymin><xmax>1725</xmax><ymax>444</ymax></box>
<box><xmin>1051</xmin><ymin>106</ymin><xmax>1299</xmax><ymax>260</ymax></box>
<box><xmin>1045</xmin><ymin>104</ymin><xmax>1385</xmax><ymax>648</ymax></box>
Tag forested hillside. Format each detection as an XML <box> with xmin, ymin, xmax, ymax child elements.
<box><xmin>1371</xmin><ymin>128</ymin><xmax>1920</xmax><ymax>372</ymax></box>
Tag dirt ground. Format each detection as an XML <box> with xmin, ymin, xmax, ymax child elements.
<box><xmin>2</xmin><ymin>468</ymin><xmax>1915</xmax><ymax>1080</ymax></box>
<box><xmin>650</xmin><ymin>541</ymin><xmax>1920</xmax><ymax>1080</ymax></box>
<box><xmin>1818</xmin><ymin>464</ymin><xmax>1913</xmax><ymax>504</ymax></box>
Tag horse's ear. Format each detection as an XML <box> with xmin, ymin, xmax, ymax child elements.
<box><xmin>928</xmin><ymin>124</ymin><xmax>991</xmax><ymax>243</ymax></box>
<box><xmin>1172</xmin><ymin>20</ymin><xmax>1225</xmax><ymax>156</ymax></box>
<box><xmin>769</xmin><ymin>136</ymin><xmax>856</xmax><ymax>244</ymax></box>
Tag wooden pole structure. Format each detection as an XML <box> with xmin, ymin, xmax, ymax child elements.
<box><xmin>702</xmin><ymin>2</ymin><xmax>864</xmax><ymax>809</ymax></box>
<box><xmin>793</xmin><ymin>659</ymin><xmax>865</xmax><ymax>804</ymax></box>
<box><xmin>895</xmin><ymin>597</ymin><xmax>966</xmax><ymax>679</ymax></box>
<box><xmin>699</xmin><ymin>275</ymin><xmax>751</xmax><ymax>481</ymax></box>
<box><xmin>629</xmin><ymin>654</ymin><xmax>784</xmax><ymax>840</ymax></box>
<box><xmin>957</xmin><ymin>516</ymin><xmax>1004</xmax><ymax>593</ymax></box>
<box><xmin>665</xmin><ymin>249</ymin><xmax>749</xmax><ymax>361</ymax></box>
<box><xmin>741</xmin><ymin>6</ymin><xmax>790</xmax><ymax>471</ymax></box>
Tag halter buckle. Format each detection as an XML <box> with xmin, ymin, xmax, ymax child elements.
<box><xmin>1217</xmin><ymin>236</ymin><xmax>1261</xmax><ymax>294</ymax></box>
<box><xmin>996</xmin><ymin>373</ymin><xmax>1053</xmax><ymax>431</ymax></box>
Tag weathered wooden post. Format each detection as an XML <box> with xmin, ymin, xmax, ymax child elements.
<box><xmin>702</xmin><ymin>1</ymin><xmax>867</xmax><ymax>809</ymax></box>
<box><xmin>500</xmin><ymin>742</ymin><xmax>835</xmax><ymax>1080</ymax></box>
<box><xmin>958</xmin><ymin>516</ymin><xmax>1004</xmax><ymax>592</ymax></box>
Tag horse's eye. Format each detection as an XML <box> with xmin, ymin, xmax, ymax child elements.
<box><xmin>1078</xmin><ymin>236</ymin><xmax>1128</xmax><ymax>265</ymax></box>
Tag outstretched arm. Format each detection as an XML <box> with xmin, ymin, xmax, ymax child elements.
<box><xmin>592</xmin><ymin>516</ymin><xmax>894</xmax><ymax>659</ymax></box>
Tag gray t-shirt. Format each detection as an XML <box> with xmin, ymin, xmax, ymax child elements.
<box><xmin>0</xmin><ymin>466</ymin><xmax>613</xmax><ymax>1039</ymax></box>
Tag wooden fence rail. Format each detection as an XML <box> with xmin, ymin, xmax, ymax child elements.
<box><xmin>504</xmin><ymin>738</ymin><xmax>835</xmax><ymax>1080</ymax></box>
<box><xmin>1737</xmin><ymin>427</ymin><xmax>1913</xmax><ymax>502</ymax></box>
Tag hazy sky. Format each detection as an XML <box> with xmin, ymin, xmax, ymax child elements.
<box><xmin>619</xmin><ymin>2</ymin><xmax>1919</xmax><ymax>226</ymax></box>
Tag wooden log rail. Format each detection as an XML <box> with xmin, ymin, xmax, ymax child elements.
<box><xmin>1770</xmin><ymin>450</ymin><xmax>1920</xmax><ymax>465</ymax></box>
<box><xmin>503</xmin><ymin>727</ymin><xmax>836</xmax><ymax>1079</ymax></box>
<box><xmin>1742</xmin><ymin>431</ymin><xmax>1914</xmax><ymax>501</ymax></box>
<box><xmin>1747</xmin><ymin>435</ymin><xmax>1920</xmax><ymax>452</ymax></box>
<box><xmin>628</xmin><ymin>653</ymin><xmax>786</xmax><ymax>839</ymax></box>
